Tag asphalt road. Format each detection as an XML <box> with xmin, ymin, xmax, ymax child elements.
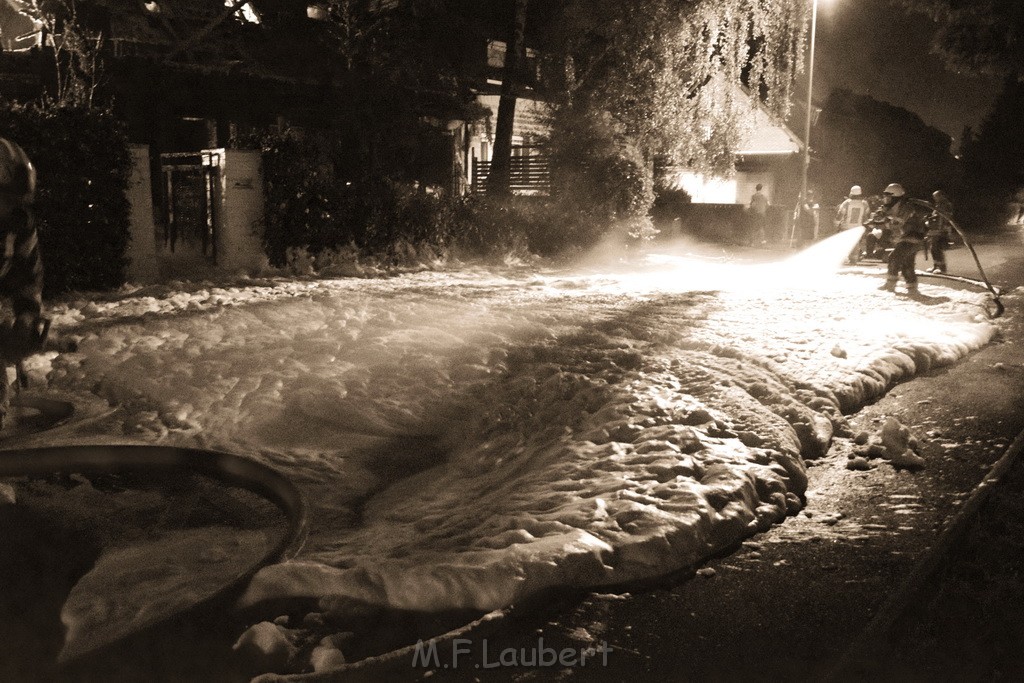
<box><xmin>414</xmin><ymin>227</ymin><xmax>1024</xmax><ymax>683</ymax></box>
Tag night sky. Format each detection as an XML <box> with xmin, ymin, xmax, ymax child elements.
<box><xmin>811</xmin><ymin>0</ymin><xmax>1002</xmax><ymax>148</ymax></box>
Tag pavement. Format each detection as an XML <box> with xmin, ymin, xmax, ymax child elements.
<box><xmin>410</xmin><ymin>228</ymin><xmax>1024</xmax><ymax>683</ymax></box>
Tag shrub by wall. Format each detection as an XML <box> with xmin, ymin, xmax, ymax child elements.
<box><xmin>0</xmin><ymin>101</ymin><xmax>132</xmax><ymax>294</ymax></box>
<box><xmin>253</xmin><ymin>128</ymin><xmax>459</xmax><ymax>267</ymax></box>
<box><xmin>251</xmin><ymin>129</ymin><xmax>348</xmax><ymax>267</ymax></box>
<box><xmin>254</xmin><ymin>119</ymin><xmax>662</xmax><ymax>269</ymax></box>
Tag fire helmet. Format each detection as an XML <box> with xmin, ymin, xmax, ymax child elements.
<box><xmin>0</xmin><ymin>137</ymin><xmax>36</xmax><ymax>203</ymax></box>
<box><xmin>883</xmin><ymin>183</ymin><xmax>906</xmax><ymax>198</ymax></box>
<box><xmin>849</xmin><ymin>185</ymin><xmax>862</xmax><ymax>197</ymax></box>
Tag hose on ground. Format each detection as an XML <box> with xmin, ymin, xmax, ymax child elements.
<box><xmin>909</xmin><ymin>198</ymin><xmax>1005</xmax><ymax>317</ymax></box>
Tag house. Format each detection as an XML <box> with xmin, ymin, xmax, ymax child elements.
<box><xmin>3</xmin><ymin>0</ymin><xmax>487</xmax><ymax>278</ymax></box>
<box><xmin>653</xmin><ymin>92</ymin><xmax>806</xmax><ymax>244</ymax></box>
<box><xmin>460</xmin><ymin>38</ymin><xmax>551</xmax><ymax>195</ymax></box>
<box><xmin>661</xmin><ymin>94</ymin><xmax>804</xmax><ymax>208</ymax></box>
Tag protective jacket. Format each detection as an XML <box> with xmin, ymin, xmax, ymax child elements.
<box><xmin>835</xmin><ymin>197</ymin><xmax>871</xmax><ymax>230</ymax></box>
<box><xmin>930</xmin><ymin>195</ymin><xmax>954</xmax><ymax>237</ymax></box>
<box><xmin>0</xmin><ymin>205</ymin><xmax>44</xmax><ymax>320</ymax></box>
<box><xmin>884</xmin><ymin>198</ymin><xmax>928</xmax><ymax>245</ymax></box>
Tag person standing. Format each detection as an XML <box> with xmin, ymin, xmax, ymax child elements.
<box><xmin>748</xmin><ymin>183</ymin><xmax>770</xmax><ymax>246</ymax></box>
<box><xmin>835</xmin><ymin>185</ymin><xmax>871</xmax><ymax>232</ymax></box>
<box><xmin>927</xmin><ymin>190</ymin><xmax>954</xmax><ymax>273</ymax></box>
<box><xmin>790</xmin><ymin>190</ymin><xmax>820</xmax><ymax>246</ymax></box>
<box><xmin>0</xmin><ymin>137</ymin><xmax>46</xmax><ymax>429</ymax></box>
<box><xmin>877</xmin><ymin>182</ymin><xmax>928</xmax><ymax>295</ymax></box>
<box><xmin>836</xmin><ymin>185</ymin><xmax>872</xmax><ymax>263</ymax></box>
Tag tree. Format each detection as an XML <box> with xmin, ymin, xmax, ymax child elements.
<box><xmin>812</xmin><ymin>88</ymin><xmax>956</xmax><ymax>206</ymax></box>
<box><xmin>486</xmin><ymin>0</ymin><xmax>527</xmax><ymax>197</ymax></box>
<box><xmin>896</xmin><ymin>0</ymin><xmax>1024</xmax><ymax>78</ymax></box>
<box><xmin>11</xmin><ymin>0</ymin><xmax>106</xmax><ymax>107</ymax></box>
<box><xmin>894</xmin><ymin>1</ymin><xmax>1024</xmax><ymax>229</ymax></box>
<box><xmin>544</xmin><ymin>0</ymin><xmax>808</xmax><ymax>177</ymax></box>
<box><xmin>510</xmin><ymin>0</ymin><xmax>809</xmax><ymax>232</ymax></box>
<box><xmin>958</xmin><ymin>78</ymin><xmax>1024</xmax><ymax>229</ymax></box>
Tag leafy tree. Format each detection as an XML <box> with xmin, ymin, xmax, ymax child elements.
<box><xmin>505</xmin><ymin>0</ymin><xmax>811</xmax><ymax>235</ymax></box>
<box><xmin>896</xmin><ymin>0</ymin><xmax>1024</xmax><ymax>78</ymax></box>
<box><xmin>958</xmin><ymin>78</ymin><xmax>1024</xmax><ymax>229</ymax></box>
<box><xmin>544</xmin><ymin>0</ymin><xmax>809</xmax><ymax>178</ymax></box>
<box><xmin>309</xmin><ymin>1</ymin><xmax>481</xmax><ymax>182</ymax></box>
<box><xmin>895</xmin><ymin>2</ymin><xmax>1024</xmax><ymax>229</ymax></box>
<box><xmin>812</xmin><ymin>88</ymin><xmax>956</xmax><ymax>206</ymax></box>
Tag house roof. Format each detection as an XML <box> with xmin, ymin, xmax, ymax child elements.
<box><xmin>736</xmin><ymin>97</ymin><xmax>802</xmax><ymax>156</ymax></box>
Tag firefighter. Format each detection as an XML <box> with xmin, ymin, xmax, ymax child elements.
<box><xmin>836</xmin><ymin>185</ymin><xmax>871</xmax><ymax>232</ymax></box>
<box><xmin>0</xmin><ymin>137</ymin><xmax>47</xmax><ymax>429</ymax></box>
<box><xmin>877</xmin><ymin>182</ymin><xmax>928</xmax><ymax>295</ymax></box>
<box><xmin>927</xmin><ymin>190</ymin><xmax>953</xmax><ymax>274</ymax></box>
<box><xmin>837</xmin><ymin>185</ymin><xmax>872</xmax><ymax>263</ymax></box>
<box><xmin>857</xmin><ymin>201</ymin><xmax>894</xmax><ymax>262</ymax></box>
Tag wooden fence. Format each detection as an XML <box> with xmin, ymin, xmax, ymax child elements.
<box><xmin>472</xmin><ymin>155</ymin><xmax>550</xmax><ymax>194</ymax></box>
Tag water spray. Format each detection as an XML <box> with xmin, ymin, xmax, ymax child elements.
<box><xmin>908</xmin><ymin>198</ymin><xmax>1005</xmax><ymax>318</ymax></box>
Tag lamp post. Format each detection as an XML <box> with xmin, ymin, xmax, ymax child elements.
<box><xmin>797</xmin><ymin>0</ymin><xmax>820</xmax><ymax>242</ymax></box>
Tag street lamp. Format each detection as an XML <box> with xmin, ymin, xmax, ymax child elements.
<box><xmin>795</xmin><ymin>0</ymin><xmax>821</xmax><ymax>244</ymax></box>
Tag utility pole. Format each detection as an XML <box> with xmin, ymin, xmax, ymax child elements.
<box><xmin>792</xmin><ymin>0</ymin><xmax>819</xmax><ymax>247</ymax></box>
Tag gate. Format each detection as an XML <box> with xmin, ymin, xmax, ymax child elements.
<box><xmin>160</xmin><ymin>151</ymin><xmax>221</xmax><ymax>264</ymax></box>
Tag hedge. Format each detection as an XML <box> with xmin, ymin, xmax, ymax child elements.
<box><xmin>0</xmin><ymin>101</ymin><xmax>132</xmax><ymax>295</ymax></box>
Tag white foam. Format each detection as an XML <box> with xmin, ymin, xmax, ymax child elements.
<box><xmin>32</xmin><ymin>259</ymin><xmax>998</xmax><ymax>615</ymax></box>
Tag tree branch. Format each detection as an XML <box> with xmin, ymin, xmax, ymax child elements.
<box><xmin>165</xmin><ymin>0</ymin><xmax>250</xmax><ymax>60</ymax></box>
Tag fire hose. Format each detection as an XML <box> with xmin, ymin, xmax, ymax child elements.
<box><xmin>0</xmin><ymin>444</ymin><xmax>309</xmax><ymax>664</ymax></box>
<box><xmin>909</xmin><ymin>197</ymin><xmax>1006</xmax><ymax>318</ymax></box>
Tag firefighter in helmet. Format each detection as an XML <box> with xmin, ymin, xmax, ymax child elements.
<box><xmin>877</xmin><ymin>182</ymin><xmax>928</xmax><ymax>295</ymax></box>
<box><xmin>837</xmin><ymin>185</ymin><xmax>872</xmax><ymax>263</ymax></box>
<box><xmin>926</xmin><ymin>189</ymin><xmax>954</xmax><ymax>274</ymax></box>
<box><xmin>0</xmin><ymin>137</ymin><xmax>47</xmax><ymax>428</ymax></box>
<box><xmin>836</xmin><ymin>185</ymin><xmax>871</xmax><ymax>232</ymax></box>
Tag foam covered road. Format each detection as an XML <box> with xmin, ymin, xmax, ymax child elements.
<box><xmin>422</xmin><ymin>230</ymin><xmax>1024</xmax><ymax>683</ymax></box>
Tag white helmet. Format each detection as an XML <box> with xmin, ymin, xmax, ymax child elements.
<box><xmin>849</xmin><ymin>185</ymin><xmax>862</xmax><ymax>197</ymax></box>
<box><xmin>0</xmin><ymin>137</ymin><xmax>36</xmax><ymax>203</ymax></box>
<box><xmin>883</xmin><ymin>183</ymin><xmax>906</xmax><ymax>197</ymax></box>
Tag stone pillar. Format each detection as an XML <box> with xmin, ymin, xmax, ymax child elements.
<box><xmin>126</xmin><ymin>144</ymin><xmax>159</xmax><ymax>283</ymax></box>
<box><xmin>216</xmin><ymin>149</ymin><xmax>266</xmax><ymax>273</ymax></box>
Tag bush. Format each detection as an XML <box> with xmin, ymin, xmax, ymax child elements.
<box><xmin>448</xmin><ymin>196</ymin><xmax>616</xmax><ymax>260</ymax></box>
<box><xmin>252</xmin><ymin>129</ymin><xmax>350</xmax><ymax>266</ymax></box>
<box><xmin>548</xmin><ymin>109</ymin><xmax>655</xmax><ymax>225</ymax></box>
<box><xmin>252</xmin><ymin>128</ymin><xmax>467</xmax><ymax>267</ymax></box>
<box><xmin>0</xmin><ymin>101</ymin><xmax>132</xmax><ymax>294</ymax></box>
<box><xmin>252</xmin><ymin>119</ymin><xmax>659</xmax><ymax>270</ymax></box>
